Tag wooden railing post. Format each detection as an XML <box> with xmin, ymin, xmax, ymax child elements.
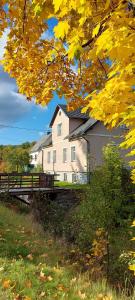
<box><xmin>8</xmin><ymin>174</ymin><xmax>9</xmax><ymax>191</ymax></box>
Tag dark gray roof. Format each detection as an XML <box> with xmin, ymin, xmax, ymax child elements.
<box><xmin>30</xmin><ymin>133</ymin><xmax>52</xmax><ymax>153</ymax></box>
<box><xmin>50</xmin><ymin>104</ymin><xmax>89</xmax><ymax>127</ymax></box>
<box><xmin>66</xmin><ymin>118</ymin><xmax>98</xmax><ymax>140</ymax></box>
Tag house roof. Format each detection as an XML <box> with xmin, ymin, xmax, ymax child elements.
<box><xmin>65</xmin><ymin>118</ymin><xmax>98</xmax><ymax>140</ymax></box>
<box><xmin>50</xmin><ymin>104</ymin><xmax>89</xmax><ymax>127</ymax></box>
<box><xmin>30</xmin><ymin>133</ymin><xmax>52</xmax><ymax>153</ymax></box>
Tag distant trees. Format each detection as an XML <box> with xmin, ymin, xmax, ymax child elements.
<box><xmin>3</xmin><ymin>147</ymin><xmax>29</xmax><ymax>172</ymax></box>
<box><xmin>0</xmin><ymin>142</ymin><xmax>34</xmax><ymax>172</ymax></box>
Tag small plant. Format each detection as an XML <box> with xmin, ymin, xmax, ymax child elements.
<box><xmin>129</xmin><ymin>220</ymin><xmax>135</xmax><ymax>276</ymax></box>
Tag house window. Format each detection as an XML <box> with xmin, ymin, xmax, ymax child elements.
<box><xmin>64</xmin><ymin>173</ymin><xmax>67</xmax><ymax>182</ymax></box>
<box><xmin>35</xmin><ymin>154</ymin><xmax>37</xmax><ymax>161</ymax></box>
<box><xmin>71</xmin><ymin>146</ymin><xmax>76</xmax><ymax>161</ymax></box>
<box><xmin>53</xmin><ymin>150</ymin><xmax>56</xmax><ymax>163</ymax></box>
<box><xmin>47</xmin><ymin>151</ymin><xmax>51</xmax><ymax>163</ymax></box>
<box><xmin>63</xmin><ymin>148</ymin><xmax>67</xmax><ymax>163</ymax></box>
<box><xmin>72</xmin><ymin>173</ymin><xmax>77</xmax><ymax>183</ymax></box>
<box><xmin>57</xmin><ymin>123</ymin><xmax>62</xmax><ymax>136</ymax></box>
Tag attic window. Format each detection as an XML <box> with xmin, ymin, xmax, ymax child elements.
<box><xmin>57</xmin><ymin>123</ymin><xmax>62</xmax><ymax>136</ymax></box>
<box><xmin>59</xmin><ymin>111</ymin><xmax>61</xmax><ymax>116</ymax></box>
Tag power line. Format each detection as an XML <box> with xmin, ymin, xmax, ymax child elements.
<box><xmin>0</xmin><ymin>123</ymin><xmax>51</xmax><ymax>133</ymax></box>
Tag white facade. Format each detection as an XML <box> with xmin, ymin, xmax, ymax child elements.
<box><xmin>33</xmin><ymin>105</ymin><xmax>130</xmax><ymax>184</ymax></box>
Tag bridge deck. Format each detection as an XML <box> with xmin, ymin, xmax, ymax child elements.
<box><xmin>0</xmin><ymin>187</ymin><xmax>67</xmax><ymax>195</ymax></box>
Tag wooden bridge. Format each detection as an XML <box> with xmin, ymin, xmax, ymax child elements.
<box><xmin>0</xmin><ymin>172</ymin><xmax>59</xmax><ymax>197</ymax></box>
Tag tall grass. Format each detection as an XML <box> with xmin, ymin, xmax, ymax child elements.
<box><xmin>0</xmin><ymin>203</ymin><xmax>134</xmax><ymax>300</ymax></box>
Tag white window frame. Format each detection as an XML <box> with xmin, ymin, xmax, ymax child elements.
<box><xmin>72</xmin><ymin>173</ymin><xmax>77</xmax><ymax>183</ymax></box>
<box><xmin>53</xmin><ymin>150</ymin><xmax>56</xmax><ymax>163</ymax></box>
<box><xmin>71</xmin><ymin>146</ymin><xmax>76</xmax><ymax>162</ymax></box>
<box><xmin>57</xmin><ymin>123</ymin><xmax>62</xmax><ymax>136</ymax></box>
<box><xmin>47</xmin><ymin>151</ymin><xmax>51</xmax><ymax>163</ymax></box>
<box><xmin>63</xmin><ymin>148</ymin><xmax>67</xmax><ymax>163</ymax></box>
<box><xmin>64</xmin><ymin>173</ymin><xmax>67</xmax><ymax>182</ymax></box>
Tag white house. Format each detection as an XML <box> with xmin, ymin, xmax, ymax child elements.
<box><xmin>30</xmin><ymin>104</ymin><xmax>129</xmax><ymax>183</ymax></box>
<box><xmin>30</xmin><ymin>133</ymin><xmax>51</xmax><ymax>168</ymax></box>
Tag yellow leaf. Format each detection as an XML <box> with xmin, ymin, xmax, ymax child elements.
<box><xmin>92</xmin><ymin>23</ymin><xmax>100</xmax><ymax>38</ymax></box>
<box><xmin>24</xmin><ymin>297</ymin><xmax>32</xmax><ymax>300</ymax></box>
<box><xmin>105</xmin><ymin>0</ymin><xmax>111</xmax><ymax>10</ymax></box>
<box><xmin>131</xmin><ymin>220</ymin><xmax>135</xmax><ymax>227</ymax></box>
<box><xmin>2</xmin><ymin>279</ymin><xmax>11</xmax><ymax>289</ymax></box>
<box><xmin>129</xmin><ymin>264</ymin><xmax>135</xmax><ymax>271</ymax></box>
<box><xmin>54</xmin><ymin>21</ymin><xmax>70</xmax><ymax>39</ymax></box>
<box><xmin>53</xmin><ymin>0</ymin><xmax>65</xmax><ymax>13</ymax></box>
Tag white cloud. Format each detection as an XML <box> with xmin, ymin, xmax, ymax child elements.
<box><xmin>0</xmin><ymin>68</ymin><xmax>33</xmax><ymax>125</ymax></box>
<box><xmin>0</xmin><ymin>29</ymin><xmax>9</xmax><ymax>60</ymax></box>
<box><xmin>0</xmin><ymin>30</ymin><xmax>47</xmax><ymax>129</ymax></box>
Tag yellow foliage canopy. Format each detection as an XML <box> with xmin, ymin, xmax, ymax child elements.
<box><xmin>0</xmin><ymin>0</ymin><xmax>135</xmax><ymax>179</ymax></box>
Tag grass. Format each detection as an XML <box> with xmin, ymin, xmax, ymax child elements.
<box><xmin>54</xmin><ymin>181</ymin><xmax>89</xmax><ymax>190</ymax></box>
<box><xmin>0</xmin><ymin>203</ymin><xmax>134</xmax><ymax>300</ymax></box>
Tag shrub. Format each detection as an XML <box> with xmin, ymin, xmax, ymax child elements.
<box><xmin>64</xmin><ymin>144</ymin><xmax>135</xmax><ymax>283</ymax></box>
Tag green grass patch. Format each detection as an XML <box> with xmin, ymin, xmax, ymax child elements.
<box><xmin>54</xmin><ymin>181</ymin><xmax>89</xmax><ymax>190</ymax></box>
<box><xmin>0</xmin><ymin>203</ymin><xmax>134</xmax><ymax>300</ymax></box>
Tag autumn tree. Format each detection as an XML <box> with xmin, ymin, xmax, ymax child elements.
<box><xmin>0</xmin><ymin>0</ymin><xmax>135</xmax><ymax>179</ymax></box>
<box><xmin>2</xmin><ymin>146</ymin><xmax>30</xmax><ymax>172</ymax></box>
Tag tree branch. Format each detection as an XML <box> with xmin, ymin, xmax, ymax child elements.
<box><xmin>97</xmin><ymin>57</ymin><xmax>108</xmax><ymax>78</ymax></box>
<box><xmin>23</xmin><ymin>0</ymin><xmax>27</xmax><ymax>34</ymax></box>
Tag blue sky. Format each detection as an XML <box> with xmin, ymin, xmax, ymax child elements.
<box><xmin>0</xmin><ymin>18</ymin><xmax>65</xmax><ymax>145</ymax></box>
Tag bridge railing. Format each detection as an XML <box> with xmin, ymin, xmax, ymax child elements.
<box><xmin>0</xmin><ymin>173</ymin><xmax>55</xmax><ymax>190</ymax></box>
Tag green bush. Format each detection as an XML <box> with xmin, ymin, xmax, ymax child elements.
<box><xmin>63</xmin><ymin>144</ymin><xmax>135</xmax><ymax>283</ymax></box>
<box><xmin>32</xmin><ymin>144</ymin><xmax>135</xmax><ymax>286</ymax></box>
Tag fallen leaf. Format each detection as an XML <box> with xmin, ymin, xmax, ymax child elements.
<box><xmin>78</xmin><ymin>290</ymin><xmax>86</xmax><ymax>299</ymax></box>
<box><xmin>39</xmin><ymin>292</ymin><xmax>46</xmax><ymax>297</ymax></box>
<box><xmin>23</xmin><ymin>241</ymin><xmax>29</xmax><ymax>246</ymax></box>
<box><xmin>57</xmin><ymin>284</ymin><xmax>67</xmax><ymax>291</ymax></box>
<box><xmin>2</xmin><ymin>279</ymin><xmax>11</xmax><ymax>289</ymax></box>
<box><xmin>47</xmin><ymin>275</ymin><xmax>53</xmax><ymax>281</ymax></box>
<box><xmin>14</xmin><ymin>294</ymin><xmax>23</xmax><ymax>300</ymax></box>
<box><xmin>27</xmin><ymin>254</ymin><xmax>33</xmax><ymax>261</ymax></box>
<box><xmin>39</xmin><ymin>269</ymin><xmax>47</xmax><ymax>281</ymax></box>
<box><xmin>40</xmin><ymin>253</ymin><xmax>48</xmax><ymax>258</ymax></box>
<box><xmin>70</xmin><ymin>277</ymin><xmax>77</xmax><ymax>284</ymax></box>
<box><xmin>25</xmin><ymin>280</ymin><xmax>32</xmax><ymax>288</ymax></box>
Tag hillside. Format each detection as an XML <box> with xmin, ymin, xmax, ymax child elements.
<box><xmin>0</xmin><ymin>203</ymin><xmax>132</xmax><ymax>300</ymax></box>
